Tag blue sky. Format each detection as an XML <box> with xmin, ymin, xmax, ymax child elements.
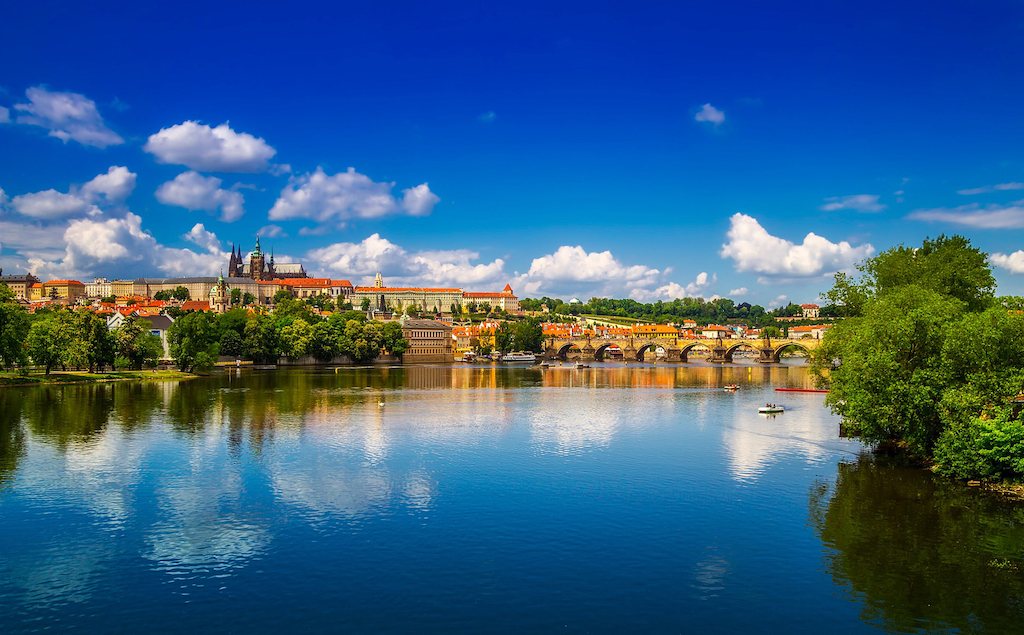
<box><xmin>2</xmin><ymin>0</ymin><xmax>1024</xmax><ymax>306</ymax></box>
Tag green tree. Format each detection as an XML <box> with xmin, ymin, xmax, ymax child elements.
<box><xmin>230</xmin><ymin>288</ymin><xmax>242</xmax><ymax>305</ymax></box>
<box><xmin>168</xmin><ymin>311</ymin><xmax>220</xmax><ymax>372</ymax></box>
<box><xmin>336</xmin><ymin>298</ymin><xmax>353</xmax><ymax>311</ymax></box>
<box><xmin>280</xmin><ymin>319</ymin><xmax>313</xmax><ymax>358</ymax></box>
<box><xmin>220</xmin><ymin>329</ymin><xmax>244</xmax><ymax>357</ymax></box>
<box><xmin>242</xmin><ymin>292</ymin><xmax>256</xmax><ymax>306</ymax></box>
<box><xmin>27</xmin><ymin>320</ymin><xmax>63</xmax><ymax>374</ymax></box>
<box><xmin>495</xmin><ymin>322</ymin><xmax>514</xmax><ymax>354</ymax></box>
<box><xmin>380</xmin><ymin>321</ymin><xmax>408</xmax><ymax>357</ymax></box>
<box><xmin>154</xmin><ymin>290</ymin><xmax>172</xmax><ymax>301</ymax></box>
<box><xmin>514</xmin><ymin>317</ymin><xmax>545</xmax><ymax>353</ymax></box>
<box><xmin>0</xmin><ymin>284</ymin><xmax>30</xmax><ymax>369</ymax></box>
<box><xmin>171</xmin><ymin>286</ymin><xmax>190</xmax><ymax>301</ymax></box>
<box><xmin>273</xmin><ymin>289</ymin><xmax>293</xmax><ymax>305</ymax></box>
<box><xmin>100</xmin><ymin>295</ymin><xmax>116</xmax><ymax>304</ymax></box>
<box><xmin>307</xmin><ymin>321</ymin><xmax>337</xmax><ymax>361</ymax></box>
<box><xmin>360</xmin><ymin>297</ymin><xmax>371</xmax><ymax>311</ymax></box>
<box><xmin>243</xmin><ymin>313</ymin><xmax>279</xmax><ymax>363</ymax></box>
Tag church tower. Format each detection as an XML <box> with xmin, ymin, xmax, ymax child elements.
<box><xmin>210</xmin><ymin>271</ymin><xmax>230</xmax><ymax>314</ymax></box>
<box><xmin>250</xmin><ymin>236</ymin><xmax>266</xmax><ymax>281</ymax></box>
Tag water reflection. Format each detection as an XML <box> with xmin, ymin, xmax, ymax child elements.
<box><xmin>811</xmin><ymin>455</ymin><xmax>1024</xmax><ymax>632</ymax></box>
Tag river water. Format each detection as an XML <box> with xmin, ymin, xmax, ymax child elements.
<box><xmin>1</xmin><ymin>363</ymin><xmax>1023</xmax><ymax>633</ymax></box>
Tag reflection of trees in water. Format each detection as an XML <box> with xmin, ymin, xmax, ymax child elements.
<box><xmin>811</xmin><ymin>455</ymin><xmax>1024</xmax><ymax>632</ymax></box>
<box><xmin>0</xmin><ymin>390</ymin><xmax>26</xmax><ymax>490</ymax></box>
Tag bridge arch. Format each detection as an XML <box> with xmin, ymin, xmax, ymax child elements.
<box><xmin>555</xmin><ymin>342</ymin><xmax>583</xmax><ymax>360</ymax></box>
<box><xmin>636</xmin><ymin>342</ymin><xmax>667</xmax><ymax>362</ymax></box>
<box><xmin>593</xmin><ymin>342</ymin><xmax>622</xmax><ymax>361</ymax></box>
<box><xmin>724</xmin><ymin>341</ymin><xmax>763</xmax><ymax>361</ymax></box>
<box><xmin>771</xmin><ymin>342</ymin><xmax>812</xmax><ymax>362</ymax></box>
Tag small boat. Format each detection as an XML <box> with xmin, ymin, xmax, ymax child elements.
<box><xmin>724</xmin><ymin>384</ymin><xmax>740</xmax><ymax>391</ymax></box>
<box><xmin>758</xmin><ymin>404</ymin><xmax>784</xmax><ymax>414</ymax></box>
<box><xmin>574</xmin><ymin>361</ymin><xmax>590</xmax><ymax>369</ymax></box>
<box><xmin>461</xmin><ymin>352</ymin><xmax>478</xmax><ymax>363</ymax></box>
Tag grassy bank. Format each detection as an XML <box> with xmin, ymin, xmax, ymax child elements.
<box><xmin>0</xmin><ymin>370</ymin><xmax>198</xmax><ymax>387</ymax></box>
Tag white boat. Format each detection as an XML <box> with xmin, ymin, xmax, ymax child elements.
<box><xmin>461</xmin><ymin>352</ymin><xmax>477</xmax><ymax>363</ymax></box>
<box><xmin>500</xmin><ymin>352</ymin><xmax>537</xmax><ymax>362</ymax></box>
<box><xmin>574</xmin><ymin>361</ymin><xmax>590</xmax><ymax>369</ymax></box>
<box><xmin>758</xmin><ymin>405</ymin><xmax>784</xmax><ymax>414</ymax></box>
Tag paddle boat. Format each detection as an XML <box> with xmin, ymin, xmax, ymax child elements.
<box><xmin>758</xmin><ymin>403</ymin><xmax>784</xmax><ymax>414</ymax></box>
<box><xmin>724</xmin><ymin>384</ymin><xmax>740</xmax><ymax>391</ymax></box>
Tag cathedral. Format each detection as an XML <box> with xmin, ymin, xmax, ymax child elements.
<box><xmin>228</xmin><ymin>236</ymin><xmax>307</xmax><ymax>280</ymax></box>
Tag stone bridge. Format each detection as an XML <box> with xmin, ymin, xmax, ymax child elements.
<box><xmin>544</xmin><ymin>337</ymin><xmax>822</xmax><ymax>363</ymax></box>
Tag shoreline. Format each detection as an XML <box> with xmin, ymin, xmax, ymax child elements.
<box><xmin>0</xmin><ymin>370</ymin><xmax>199</xmax><ymax>388</ymax></box>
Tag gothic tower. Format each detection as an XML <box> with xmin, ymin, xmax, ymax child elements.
<box><xmin>250</xmin><ymin>236</ymin><xmax>266</xmax><ymax>281</ymax></box>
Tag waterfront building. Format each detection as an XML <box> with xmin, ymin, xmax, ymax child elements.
<box><xmin>42</xmin><ymin>279</ymin><xmax>86</xmax><ymax>300</ymax></box>
<box><xmin>228</xmin><ymin>237</ymin><xmax>307</xmax><ymax>281</ymax></box>
<box><xmin>452</xmin><ymin>325</ymin><xmax>479</xmax><ymax>355</ymax></box>
<box><xmin>631</xmin><ymin>324</ymin><xmax>680</xmax><ymax>340</ymax></box>
<box><xmin>801</xmin><ymin>303</ymin><xmax>820</xmax><ymax>319</ymax></box>
<box><xmin>0</xmin><ymin>273</ymin><xmax>40</xmax><ymax>300</ymax></box>
<box><xmin>401</xmin><ymin>318</ymin><xmax>454</xmax><ymax>363</ymax></box>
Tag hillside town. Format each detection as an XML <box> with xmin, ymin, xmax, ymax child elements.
<box><xmin>0</xmin><ymin>238</ymin><xmax>834</xmax><ymax>367</ymax></box>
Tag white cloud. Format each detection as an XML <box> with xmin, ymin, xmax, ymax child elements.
<box><xmin>257</xmin><ymin>224</ymin><xmax>286</xmax><ymax>238</ymax></box>
<box><xmin>695</xmin><ymin>103</ymin><xmax>725</xmax><ymax>126</ymax></box>
<box><xmin>991</xmin><ymin>251</ymin><xmax>1024</xmax><ymax>274</ymax></box>
<box><xmin>268</xmin><ymin>167</ymin><xmax>439</xmax><ymax>224</ymax></box>
<box><xmin>155</xmin><ymin>171</ymin><xmax>245</xmax><ymax>222</ymax></box>
<box><xmin>629</xmin><ymin>272</ymin><xmax>717</xmax><ymax>302</ymax></box>
<box><xmin>513</xmin><ymin>245</ymin><xmax>664</xmax><ymax>298</ymax></box>
<box><xmin>144</xmin><ymin>121</ymin><xmax>277</xmax><ymax>172</ymax></box>
<box><xmin>8</xmin><ymin>166</ymin><xmax>136</xmax><ymax>219</ymax></box>
<box><xmin>907</xmin><ymin>201</ymin><xmax>1024</xmax><ymax>229</ymax></box>
<box><xmin>768</xmin><ymin>295</ymin><xmax>788</xmax><ymax>309</ymax></box>
<box><xmin>182</xmin><ymin>223</ymin><xmax>222</xmax><ymax>253</ymax></box>
<box><xmin>14</xmin><ymin>87</ymin><xmax>124</xmax><ymax>148</ymax></box>
<box><xmin>306</xmin><ymin>233</ymin><xmax>506</xmax><ymax>288</ymax></box>
<box><xmin>26</xmin><ymin>213</ymin><xmax>228</xmax><ymax>280</ymax></box>
<box><xmin>729</xmin><ymin>287</ymin><xmax>749</xmax><ymax>296</ymax></box>
<box><xmin>0</xmin><ymin>106</ymin><xmax>9</xmax><ymax>124</ymax></box>
<box><xmin>957</xmin><ymin>183</ymin><xmax>1024</xmax><ymax>195</ymax></box>
<box><xmin>820</xmin><ymin>194</ymin><xmax>886</xmax><ymax>213</ymax></box>
<box><xmin>719</xmin><ymin>213</ymin><xmax>874</xmax><ymax>277</ymax></box>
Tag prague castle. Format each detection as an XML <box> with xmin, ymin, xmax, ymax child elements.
<box><xmin>228</xmin><ymin>236</ymin><xmax>307</xmax><ymax>280</ymax></box>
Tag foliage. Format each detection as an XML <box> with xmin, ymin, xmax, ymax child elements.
<box><xmin>100</xmin><ymin>295</ymin><xmax>116</xmax><ymax>304</ymax></box>
<box><xmin>380</xmin><ymin>321</ymin><xmax>407</xmax><ymax>357</ymax></box>
<box><xmin>495</xmin><ymin>322</ymin><xmax>514</xmax><ymax>354</ymax></box>
<box><xmin>27</xmin><ymin>319</ymin><xmax>63</xmax><ymax>374</ymax></box>
<box><xmin>244</xmin><ymin>313</ymin><xmax>279</xmax><ymax>364</ymax></box>
<box><xmin>0</xmin><ymin>284</ymin><xmax>30</xmax><ymax>369</ymax></box>
<box><xmin>514</xmin><ymin>317</ymin><xmax>545</xmax><ymax>353</ymax></box>
<box><xmin>230</xmin><ymin>288</ymin><xmax>242</xmax><ymax>305</ymax></box>
<box><xmin>171</xmin><ymin>286</ymin><xmax>190</xmax><ymax>301</ymax></box>
<box><xmin>242</xmin><ymin>292</ymin><xmax>256</xmax><ymax>306</ymax></box>
<box><xmin>360</xmin><ymin>297</ymin><xmax>371</xmax><ymax>311</ymax></box>
<box><xmin>813</xmin><ymin>234</ymin><xmax>1024</xmax><ymax>477</ymax></box>
<box><xmin>273</xmin><ymin>289</ymin><xmax>293</xmax><ymax>305</ymax></box>
<box><xmin>220</xmin><ymin>329</ymin><xmax>244</xmax><ymax>357</ymax></box>
<box><xmin>168</xmin><ymin>311</ymin><xmax>220</xmax><ymax>372</ymax></box>
<box><xmin>154</xmin><ymin>290</ymin><xmax>171</xmax><ymax>301</ymax></box>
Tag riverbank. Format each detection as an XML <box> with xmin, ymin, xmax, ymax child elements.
<box><xmin>0</xmin><ymin>369</ymin><xmax>198</xmax><ymax>387</ymax></box>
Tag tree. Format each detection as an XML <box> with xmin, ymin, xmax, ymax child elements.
<box><xmin>514</xmin><ymin>317</ymin><xmax>545</xmax><ymax>353</ymax></box>
<box><xmin>380</xmin><ymin>321</ymin><xmax>408</xmax><ymax>357</ymax></box>
<box><xmin>27</xmin><ymin>320</ymin><xmax>63</xmax><ymax>374</ymax></box>
<box><xmin>760</xmin><ymin>326</ymin><xmax>781</xmax><ymax>339</ymax></box>
<box><xmin>100</xmin><ymin>295</ymin><xmax>116</xmax><ymax>304</ymax></box>
<box><xmin>280</xmin><ymin>319</ymin><xmax>313</xmax><ymax>358</ymax></box>
<box><xmin>230</xmin><ymin>288</ymin><xmax>242</xmax><ymax>305</ymax></box>
<box><xmin>307</xmin><ymin>322</ymin><xmax>338</xmax><ymax>361</ymax></box>
<box><xmin>242</xmin><ymin>292</ymin><xmax>256</xmax><ymax>306</ymax></box>
<box><xmin>360</xmin><ymin>297</ymin><xmax>371</xmax><ymax>311</ymax></box>
<box><xmin>273</xmin><ymin>289</ymin><xmax>293</xmax><ymax>305</ymax></box>
<box><xmin>0</xmin><ymin>283</ymin><xmax>30</xmax><ymax>369</ymax></box>
<box><xmin>168</xmin><ymin>311</ymin><xmax>220</xmax><ymax>372</ymax></box>
<box><xmin>171</xmin><ymin>286</ymin><xmax>190</xmax><ymax>301</ymax></box>
<box><xmin>220</xmin><ymin>329</ymin><xmax>244</xmax><ymax>357</ymax></box>
<box><xmin>825</xmin><ymin>272</ymin><xmax>869</xmax><ymax>318</ymax></box>
<box><xmin>154</xmin><ymin>290</ymin><xmax>172</xmax><ymax>301</ymax></box>
<box><xmin>495</xmin><ymin>322</ymin><xmax>514</xmax><ymax>354</ymax></box>
<box><xmin>861</xmin><ymin>234</ymin><xmax>995</xmax><ymax>312</ymax></box>
<box><xmin>336</xmin><ymin>298</ymin><xmax>352</xmax><ymax>311</ymax></box>
<box><xmin>243</xmin><ymin>313</ymin><xmax>279</xmax><ymax>363</ymax></box>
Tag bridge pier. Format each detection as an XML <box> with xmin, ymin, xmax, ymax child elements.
<box><xmin>664</xmin><ymin>348</ymin><xmax>682</xmax><ymax>362</ymax></box>
<box><xmin>580</xmin><ymin>343</ymin><xmax>596</xmax><ymax>362</ymax></box>
<box><xmin>757</xmin><ymin>347</ymin><xmax>778</xmax><ymax>363</ymax></box>
<box><xmin>622</xmin><ymin>345</ymin><xmax>638</xmax><ymax>362</ymax></box>
<box><xmin>709</xmin><ymin>346</ymin><xmax>731</xmax><ymax>363</ymax></box>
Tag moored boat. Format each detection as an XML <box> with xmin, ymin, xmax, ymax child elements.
<box><xmin>500</xmin><ymin>351</ymin><xmax>537</xmax><ymax>362</ymax></box>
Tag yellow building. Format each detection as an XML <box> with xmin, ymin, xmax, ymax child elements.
<box><xmin>631</xmin><ymin>324</ymin><xmax>680</xmax><ymax>340</ymax></box>
<box><xmin>0</xmin><ymin>274</ymin><xmax>40</xmax><ymax>300</ymax></box>
<box><xmin>401</xmin><ymin>318</ymin><xmax>454</xmax><ymax>363</ymax></box>
<box><xmin>42</xmin><ymin>279</ymin><xmax>86</xmax><ymax>300</ymax></box>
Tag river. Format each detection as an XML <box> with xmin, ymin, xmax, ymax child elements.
<box><xmin>1</xmin><ymin>363</ymin><xmax>1022</xmax><ymax>633</ymax></box>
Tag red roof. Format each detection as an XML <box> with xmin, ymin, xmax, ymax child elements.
<box><xmin>44</xmin><ymin>280</ymin><xmax>84</xmax><ymax>286</ymax></box>
<box><xmin>354</xmin><ymin>287</ymin><xmax>461</xmax><ymax>292</ymax></box>
<box><xmin>181</xmin><ymin>300</ymin><xmax>211</xmax><ymax>311</ymax></box>
<box><xmin>329</xmin><ymin>280</ymin><xmax>353</xmax><ymax>287</ymax></box>
<box><xmin>800</xmin><ymin>303</ymin><xmax>820</xmax><ymax>309</ymax></box>
<box><xmin>275</xmin><ymin>278</ymin><xmax>331</xmax><ymax>287</ymax></box>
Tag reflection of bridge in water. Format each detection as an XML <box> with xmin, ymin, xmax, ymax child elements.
<box><xmin>545</xmin><ymin>337</ymin><xmax>821</xmax><ymax>363</ymax></box>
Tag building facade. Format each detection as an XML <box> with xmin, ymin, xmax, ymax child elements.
<box><xmin>0</xmin><ymin>273</ymin><xmax>40</xmax><ymax>300</ymax></box>
<box><xmin>42</xmin><ymin>280</ymin><xmax>86</xmax><ymax>300</ymax></box>
<box><xmin>228</xmin><ymin>237</ymin><xmax>307</xmax><ymax>281</ymax></box>
<box><xmin>401</xmin><ymin>318</ymin><xmax>454</xmax><ymax>363</ymax></box>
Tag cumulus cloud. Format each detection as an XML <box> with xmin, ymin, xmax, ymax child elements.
<box><xmin>719</xmin><ymin>213</ymin><xmax>874</xmax><ymax>277</ymax></box>
<box><xmin>907</xmin><ymin>201</ymin><xmax>1024</xmax><ymax>229</ymax></box>
<box><xmin>182</xmin><ymin>223</ymin><xmax>222</xmax><ymax>253</ymax></box>
<box><xmin>729</xmin><ymin>287</ymin><xmax>749</xmax><ymax>296</ymax></box>
<box><xmin>512</xmin><ymin>245</ymin><xmax>664</xmax><ymax>297</ymax></box>
<box><xmin>695</xmin><ymin>103</ymin><xmax>725</xmax><ymax>126</ymax></box>
<box><xmin>768</xmin><ymin>295</ymin><xmax>789</xmax><ymax>309</ymax></box>
<box><xmin>306</xmin><ymin>233</ymin><xmax>506</xmax><ymax>288</ymax></box>
<box><xmin>991</xmin><ymin>251</ymin><xmax>1024</xmax><ymax>274</ymax></box>
<box><xmin>26</xmin><ymin>213</ymin><xmax>227</xmax><ymax>280</ymax></box>
<box><xmin>629</xmin><ymin>272</ymin><xmax>716</xmax><ymax>302</ymax></box>
<box><xmin>14</xmin><ymin>87</ymin><xmax>124</xmax><ymax>148</ymax></box>
<box><xmin>269</xmin><ymin>167</ymin><xmax>439</xmax><ymax>224</ymax></box>
<box><xmin>155</xmin><ymin>171</ymin><xmax>245</xmax><ymax>222</ymax></box>
<box><xmin>8</xmin><ymin>166</ymin><xmax>136</xmax><ymax>219</ymax></box>
<box><xmin>820</xmin><ymin>194</ymin><xmax>886</xmax><ymax>213</ymax></box>
<box><xmin>144</xmin><ymin>121</ymin><xmax>277</xmax><ymax>172</ymax></box>
<box><xmin>0</xmin><ymin>106</ymin><xmax>9</xmax><ymax>124</ymax></box>
<box><xmin>957</xmin><ymin>183</ymin><xmax>1024</xmax><ymax>196</ymax></box>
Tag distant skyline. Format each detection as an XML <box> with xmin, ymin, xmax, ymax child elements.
<box><xmin>2</xmin><ymin>1</ymin><xmax>1024</xmax><ymax>306</ymax></box>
